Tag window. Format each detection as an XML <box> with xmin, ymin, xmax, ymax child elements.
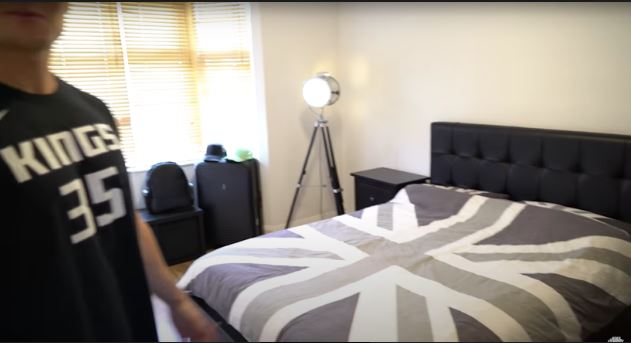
<box><xmin>50</xmin><ymin>2</ymin><xmax>257</xmax><ymax>170</ymax></box>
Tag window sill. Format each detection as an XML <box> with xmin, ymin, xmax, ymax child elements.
<box><xmin>126</xmin><ymin>160</ymin><xmax>198</xmax><ymax>174</ymax></box>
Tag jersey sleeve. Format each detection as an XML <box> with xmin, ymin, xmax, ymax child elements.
<box><xmin>76</xmin><ymin>90</ymin><xmax>121</xmax><ymax>137</ymax></box>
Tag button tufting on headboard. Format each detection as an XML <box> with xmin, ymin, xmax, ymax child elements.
<box><xmin>431</xmin><ymin>122</ymin><xmax>631</xmax><ymax>222</ymax></box>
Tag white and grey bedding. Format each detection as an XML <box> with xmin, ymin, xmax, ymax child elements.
<box><xmin>178</xmin><ymin>184</ymin><xmax>631</xmax><ymax>342</ymax></box>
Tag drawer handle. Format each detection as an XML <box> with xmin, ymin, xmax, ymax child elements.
<box><xmin>369</xmin><ymin>196</ymin><xmax>375</xmax><ymax>202</ymax></box>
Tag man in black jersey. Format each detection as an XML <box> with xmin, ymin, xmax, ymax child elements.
<box><xmin>0</xmin><ymin>2</ymin><xmax>216</xmax><ymax>341</ymax></box>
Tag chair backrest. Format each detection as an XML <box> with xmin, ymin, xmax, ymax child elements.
<box><xmin>143</xmin><ymin>161</ymin><xmax>193</xmax><ymax>214</ymax></box>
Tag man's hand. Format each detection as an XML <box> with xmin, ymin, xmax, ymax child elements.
<box><xmin>170</xmin><ymin>296</ymin><xmax>217</xmax><ymax>342</ymax></box>
<box><xmin>134</xmin><ymin>214</ymin><xmax>217</xmax><ymax>341</ymax></box>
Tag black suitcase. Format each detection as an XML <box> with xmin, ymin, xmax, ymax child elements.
<box><xmin>195</xmin><ymin>159</ymin><xmax>263</xmax><ymax>248</ymax></box>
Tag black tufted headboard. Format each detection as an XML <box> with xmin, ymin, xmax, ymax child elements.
<box><xmin>430</xmin><ymin>122</ymin><xmax>631</xmax><ymax>222</ymax></box>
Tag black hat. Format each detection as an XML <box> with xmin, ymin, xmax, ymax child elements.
<box><xmin>204</xmin><ymin>144</ymin><xmax>227</xmax><ymax>162</ymax></box>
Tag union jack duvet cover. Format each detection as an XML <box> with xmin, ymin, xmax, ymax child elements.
<box><xmin>178</xmin><ymin>184</ymin><xmax>631</xmax><ymax>341</ymax></box>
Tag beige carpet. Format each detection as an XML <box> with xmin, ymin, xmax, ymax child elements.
<box><xmin>168</xmin><ymin>260</ymin><xmax>193</xmax><ymax>281</ymax></box>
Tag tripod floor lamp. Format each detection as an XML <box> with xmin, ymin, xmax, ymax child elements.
<box><xmin>285</xmin><ymin>73</ymin><xmax>344</xmax><ymax>228</ymax></box>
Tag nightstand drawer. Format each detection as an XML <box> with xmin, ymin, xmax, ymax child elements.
<box><xmin>351</xmin><ymin>168</ymin><xmax>429</xmax><ymax>211</ymax></box>
<box><xmin>355</xmin><ymin>181</ymin><xmax>395</xmax><ymax>210</ymax></box>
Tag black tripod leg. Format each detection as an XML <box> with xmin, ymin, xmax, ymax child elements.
<box><xmin>321</xmin><ymin>125</ymin><xmax>345</xmax><ymax>215</ymax></box>
<box><xmin>285</xmin><ymin>124</ymin><xmax>320</xmax><ymax>228</ymax></box>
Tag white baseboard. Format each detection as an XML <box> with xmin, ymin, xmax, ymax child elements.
<box><xmin>263</xmin><ymin>211</ymin><xmax>338</xmax><ymax>233</ymax></box>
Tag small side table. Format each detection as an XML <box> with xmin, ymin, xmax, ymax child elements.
<box><xmin>139</xmin><ymin>207</ymin><xmax>206</xmax><ymax>266</ymax></box>
<box><xmin>350</xmin><ymin>167</ymin><xmax>429</xmax><ymax>210</ymax></box>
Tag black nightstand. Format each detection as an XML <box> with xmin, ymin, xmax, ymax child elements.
<box><xmin>350</xmin><ymin>168</ymin><xmax>429</xmax><ymax>210</ymax></box>
<box><xmin>139</xmin><ymin>207</ymin><xmax>206</xmax><ymax>266</ymax></box>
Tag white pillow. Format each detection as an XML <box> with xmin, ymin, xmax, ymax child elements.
<box><xmin>423</xmin><ymin>183</ymin><xmax>510</xmax><ymax>200</ymax></box>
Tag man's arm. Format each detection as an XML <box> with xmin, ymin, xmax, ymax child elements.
<box><xmin>134</xmin><ymin>213</ymin><xmax>216</xmax><ymax>341</ymax></box>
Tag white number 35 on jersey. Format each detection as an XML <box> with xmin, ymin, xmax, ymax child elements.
<box><xmin>59</xmin><ymin>166</ymin><xmax>126</xmax><ymax>244</ymax></box>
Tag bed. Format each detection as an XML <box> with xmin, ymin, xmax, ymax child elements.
<box><xmin>178</xmin><ymin>122</ymin><xmax>631</xmax><ymax>342</ymax></box>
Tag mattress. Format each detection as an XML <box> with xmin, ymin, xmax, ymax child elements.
<box><xmin>178</xmin><ymin>184</ymin><xmax>631</xmax><ymax>341</ymax></box>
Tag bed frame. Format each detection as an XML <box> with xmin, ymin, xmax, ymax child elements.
<box><xmin>191</xmin><ymin>122</ymin><xmax>631</xmax><ymax>342</ymax></box>
<box><xmin>431</xmin><ymin>122</ymin><xmax>631</xmax><ymax>340</ymax></box>
<box><xmin>431</xmin><ymin>122</ymin><xmax>631</xmax><ymax>222</ymax></box>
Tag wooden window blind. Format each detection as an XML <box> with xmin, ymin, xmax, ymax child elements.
<box><xmin>49</xmin><ymin>2</ymin><xmax>134</xmax><ymax>163</ymax></box>
<box><xmin>192</xmin><ymin>2</ymin><xmax>258</xmax><ymax>159</ymax></box>
<box><xmin>50</xmin><ymin>2</ymin><xmax>254</xmax><ymax>170</ymax></box>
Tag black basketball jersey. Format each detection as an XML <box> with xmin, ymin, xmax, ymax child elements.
<box><xmin>0</xmin><ymin>79</ymin><xmax>157</xmax><ymax>341</ymax></box>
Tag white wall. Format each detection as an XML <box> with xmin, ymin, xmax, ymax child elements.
<box><xmin>252</xmin><ymin>2</ymin><xmax>342</xmax><ymax>231</ymax></box>
<box><xmin>337</xmin><ymin>2</ymin><xmax>631</xmax><ymax>210</ymax></box>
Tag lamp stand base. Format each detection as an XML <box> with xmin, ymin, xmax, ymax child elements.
<box><xmin>285</xmin><ymin>118</ymin><xmax>344</xmax><ymax>229</ymax></box>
